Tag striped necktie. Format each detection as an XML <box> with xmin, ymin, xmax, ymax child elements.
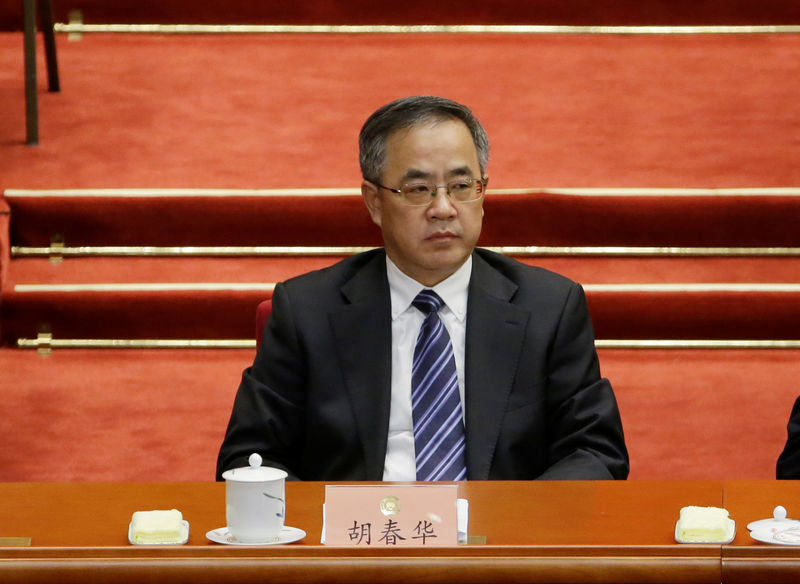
<box><xmin>411</xmin><ymin>289</ymin><xmax>467</xmax><ymax>481</ymax></box>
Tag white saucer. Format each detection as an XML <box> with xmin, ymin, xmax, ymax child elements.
<box><xmin>750</xmin><ymin>526</ymin><xmax>800</xmax><ymax>545</ymax></box>
<box><xmin>206</xmin><ymin>526</ymin><xmax>306</xmax><ymax>545</ymax></box>
<box><xmin>128</xmin><ymin>520</ymin><xmax>190</xmax><ymax>545</ymax></box>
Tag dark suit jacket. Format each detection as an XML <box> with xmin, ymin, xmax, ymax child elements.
<box><xmin>217</xmin><ymin>248</ymin><xmax>629</xmax><ymax>481</ymax></box>
<box><xmin>777</xmin><ymin>396</ymin><xmax>800</xmax><ymax>479</ymax></box>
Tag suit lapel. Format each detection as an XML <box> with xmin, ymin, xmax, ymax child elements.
<box><xmin>464</xmin><ymin>253</ymin><xmax>529</xmax><ymax>479</ymax></box>
<box><xmin>329</xmin><ymin>252</ymin><xmax>393</xmax><ymax>479</ymax></box>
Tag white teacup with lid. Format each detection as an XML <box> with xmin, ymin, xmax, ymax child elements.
<box><xmin>222</xmin><ymin>453</ymin><xmax>288</xmax><ymax>543</ymax></box>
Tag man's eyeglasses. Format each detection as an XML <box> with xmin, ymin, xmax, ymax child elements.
<box><xmin>374</xmin><ymin>177</ymin><xmax>487</xmax><ymax>206</ymax></box>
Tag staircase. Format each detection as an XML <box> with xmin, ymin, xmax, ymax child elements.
<box><xmin>2</xmin><ymin>187</ymin><xmax>799</xmax><ymax>350</ymax></box>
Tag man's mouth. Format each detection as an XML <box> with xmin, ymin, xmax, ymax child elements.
<box><xmin>426</xmin><ymin>231</ymin><xmax>458</xmax><ymax>241</ymax></box>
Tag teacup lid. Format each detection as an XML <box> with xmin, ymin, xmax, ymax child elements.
<box><xmin>747</xmin><ymin>505</ymin><xmax>800</xmax><ymax>531</ymax></box>
<box><xmin>222</xmin><ymin>453</ymin><xmax>288</xmax><ymax>482</ymax></box>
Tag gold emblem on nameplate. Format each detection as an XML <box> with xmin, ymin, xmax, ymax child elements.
<box><xmin>379</xmin><ymin>496</ymin><xmax>401</xmax><ymax>516</ymax></box>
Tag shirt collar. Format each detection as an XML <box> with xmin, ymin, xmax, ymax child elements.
<box><xmin>386</xmin><ymin>254</ymin><xmax>471</xmax><ymax>322</ymax></box>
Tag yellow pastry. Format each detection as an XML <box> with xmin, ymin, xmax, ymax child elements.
<box><xmin>677</xmin><ymin>506</ymin><xmax>733</xmax><ymax>542</ymax></box>
<box><xmin>130</xmin><ymin>509</ymin><xmax>186</xmax><ymax>544</ymax></box>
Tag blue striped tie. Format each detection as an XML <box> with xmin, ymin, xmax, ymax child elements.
<box><xmin>411</xmin><ymin>290</ymin><xmax>467</xmax><ymax>481</ymax></box>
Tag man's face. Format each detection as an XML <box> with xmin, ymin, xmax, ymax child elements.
<box><xmin>362</xmin><ymin>119</ymin><xmax>485</xmax><ymax>287</ymax></box>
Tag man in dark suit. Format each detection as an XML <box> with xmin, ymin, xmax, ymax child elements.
<box><xmin>217</xmin><ymin>96</ymin><xmax>628</xmax><ymax>481</ymax></box>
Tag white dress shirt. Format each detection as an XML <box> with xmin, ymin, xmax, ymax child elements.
<box><xmin>382</xmin><ymin>255</ymin><xmax>471</xmax><ymax>481</ymax></box>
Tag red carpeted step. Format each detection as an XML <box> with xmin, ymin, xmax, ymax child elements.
<box><xmin>3</xmin><ymin>190</ymin><xmax>381</xmax><ymax>247</ymax></box>
<box><xmin>5</xmin><ymin>282</ymin><xmax>800</xmax><ymax>344</ymax></box>
<box><xmin>2</xmin><ymin>286</ymin><xmax>270</xmax><ymax>343</ymax></box>
<box><xmin>6</xmin><ymin>256</ymin><xmax>347</xmax><ymax>286</ymax></box>
<box><xmin>4</xmin><ymin>257</ymin><xmax>800</xmax><ymax>344</ymax></box>
<box><xmin>2</xmin><ymin>189</ymin><xmax>799</xmax><ymax>344</ymax></box>
<box><xmin>6</xmin><ymin>255</ymin><xmax>800</xmax><ymax>288</ymax></box>
<box><xmin>587</xmin><ymin>287</ymin><xmax>800</xmax><ymax>341</ymax></box>
<box><xmin>5</xmin><ymin>189</ymin><xmax>800</xmax><ymax>247</ymax></box>
<box><xmin>3</xmin><ymin>0</ymin><xmax>800</xmax><ymax>30</ymax></box>
<box><xmin>485</xmin><ymin>191</ymin><xmax>800</xmax><ymax>248</ymax></box>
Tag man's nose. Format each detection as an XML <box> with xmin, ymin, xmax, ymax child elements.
<box><xmin>428</xmin><ymin>185</ymin><xmax>457</xmax><ymax>216</ymax></box>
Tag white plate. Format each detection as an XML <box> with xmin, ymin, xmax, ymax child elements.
<box><xmin>206</xmin><ymin>525</ymin><xmax>306</xmax><ymax>545</ymax></box>
<box><xmin>674</xmin><ymin>520</ymin><xmax>736</xmax><ymax>544</ymax></box>
<box><xmin>750</xmin><ymin>525</ymin><xmax>800</xmax><ymax>545</ymax></box>
<box><xmin>128</xmin><ymin>520</ymin><xmax>190</xmax><ymax>545</ymax></box>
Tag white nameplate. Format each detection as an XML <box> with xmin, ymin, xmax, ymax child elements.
<box><xmin>323</xmin><ymin>484</ymin><xmax>459</xmax><ymax>546</ymax></box>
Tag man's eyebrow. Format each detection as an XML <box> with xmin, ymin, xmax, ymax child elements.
<box><xmin>446</xmin><ymin>166</ymin><xmax>474</xmax><ymax>178</ymax></box>
<box><xmin>401</xmin><ymin>168</ymin><xmax>433</xmax><ymax>181</ymax></box>
<box><xmin>401</xmin><ymin>166</ymin><xmax>475</xmax><ymax>181</ymax></box>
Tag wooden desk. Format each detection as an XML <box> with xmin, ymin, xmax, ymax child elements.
<box><xmin>0</xmin><ymin>480</ymin><xmax>778</xmax><ymax>584</ymax></box>
<box><xmin>722</xmin><ymin>480</ymin><xmax>800</xmax><ymax>583</ymax></box>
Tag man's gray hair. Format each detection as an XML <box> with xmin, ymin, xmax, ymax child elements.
<box><xmin>359</xmin><ymin>96</ymin><xmax>490</xmax><ymax>184</ymax></box>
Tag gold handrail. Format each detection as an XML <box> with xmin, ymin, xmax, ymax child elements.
<box><xmin>16</xmin><ymin>335</ymin><xmax>800</xmax><ymax>352</ymax></box>
<box><xmin>11</xmin><ymin>245</ymin><xmax>800</xmax><ymax>258</ymax></box>
<box><xmin>53</xmin><ymin>23</ymin><xmax>800</xmax><ymax>35</ymax></box>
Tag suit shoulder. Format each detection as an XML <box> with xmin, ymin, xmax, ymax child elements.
<box><xmin>474</xmin><ymin>248</ymin><xmax>579</xmax><ymax>291</ymax></box>
<box><xmin>280</xmin><ymin>248</ymin><xmax>384</xmax><ymax>293</ymax></box>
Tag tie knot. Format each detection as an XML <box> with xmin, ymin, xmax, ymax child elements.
<box><xmin>412</xmin><ymin>289</ymin><xmax>444</xmax><ymax>315</ymax></box>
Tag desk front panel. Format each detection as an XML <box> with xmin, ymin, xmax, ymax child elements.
<box><xmin>723</xmin><ymin>480</ymin><xmax>800</xmax><ymax>584</ymax></box>
<box><xmin>0</xmin><ymin>481</ymin><xmax>726</xmax><ymax>584</ymax></box>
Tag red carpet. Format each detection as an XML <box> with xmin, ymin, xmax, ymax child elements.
<box><xmin>2</xmin><ymin>27</ymin><xmax>800</xmax><ymax>483</ymax></box>
<box><xmin>2</xmin><ymin>347</ymin><xmax>797</xmax><ymax>482</ymax></box>
<box><xmin>2</xmin><ymin>33</ymin><xmax>800</xmax><ymax>189</ymax></box>
<box><xmin>0</xmin><ymin>348</ymin><xmax>250</xmax><ymax>482</ymax></box>
<box><xmin>603</xmin><ymin>348</ymin><xmax>800</xmax><ymax>481</ymax></box>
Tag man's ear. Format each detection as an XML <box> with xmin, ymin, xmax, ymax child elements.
<box><xmin>361</xmin><ymin>181</ymin><xmax>382</xmax><ymax>228</ymax></box>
